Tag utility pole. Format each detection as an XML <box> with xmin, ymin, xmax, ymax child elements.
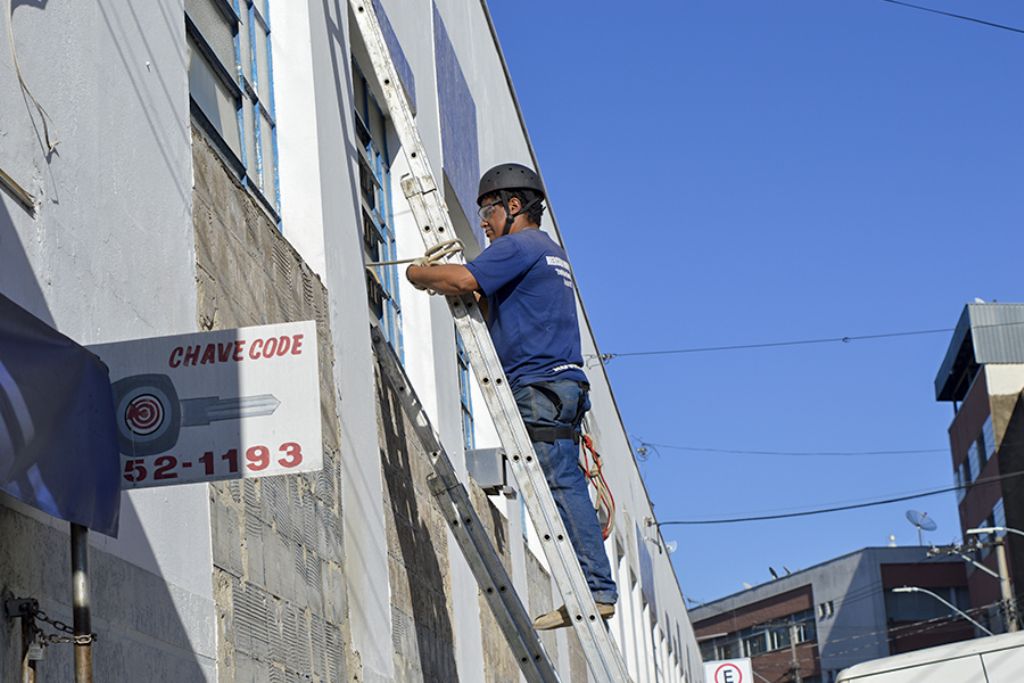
<box><xmin>965</xmin><ymin>528</ymin><xmax>1020</xmax><ymax>633</ymax></box>
<box><xmin>994</xmin><ymin>537</ymin><xmax>1018</xmax><ymax>632</ymax></box>
<box><xmin>788</xmin><ymin>619</ymin><xmax>802</xmax><ymax>683</ymax></box>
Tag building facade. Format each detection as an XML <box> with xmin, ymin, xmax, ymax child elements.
<box><xmin>690</xmin><ymin>547</ymin><xmax>971</xmax><ymax>683</ymax></box>
<box><xmin>0</xmin><ymin>1</ymin><xmax>699</xmax><ymax>681</ymax></box>
<box><xmin>935</xmin><ymin>303</ymin><xmax>1024</xmax><ymax>634</ymax></box>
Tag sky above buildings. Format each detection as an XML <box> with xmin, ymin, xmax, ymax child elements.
<box><xmin>488</xmin><ymin>0</ymin><xmax>1024</xmax><ymax>605</ymax></box>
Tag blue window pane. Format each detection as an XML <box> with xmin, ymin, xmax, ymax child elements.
<box><xmin>187</xmin><ymin>0</ymin><xmax>280</xmax><ymax>219</ymax></box>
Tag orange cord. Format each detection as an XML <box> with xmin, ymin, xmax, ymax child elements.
<box><xmin>580</xmin><ymin>434</ymin><xmax>616</xmax><ymax>540</ymax></box>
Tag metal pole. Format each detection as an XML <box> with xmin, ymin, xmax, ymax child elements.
<box><xmin>70</xmin><ymin>523</ymin><xmax>93</xmax><ymax>683</ymax></box>
<box><xmin>21</xmin><ymin>616</ymin><xmax>36</xmax><ymax>683</ymax></box>
<box><xmin>789</xmin><ymin>621</ymin><xmax>802</xmax><ymax>683</ymax></box>
<box><xmin>994</xmin><ymin>537</ymin><xmax>1018</xmax><ymax>632</ymax></box>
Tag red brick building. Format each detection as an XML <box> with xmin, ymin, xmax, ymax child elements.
<box><xmin>935</xmin><ymin>303</ymin><xmax>1024</xmax><ymax>632</ymax></box>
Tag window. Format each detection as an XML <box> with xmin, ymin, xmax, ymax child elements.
<box><xmin>976</xmin><ymin>431</ymin><xmax>989</xmax><ymax>473</ymax></box>
<box><xmin>742</xmin><ymin>632</ymin><xmax>768</xmax><ymax>657</ymax></box>
<box><xmin>955</xmin><ymin>465</ymin><xmax>966</xmax><ymax>503</ymax></box>
<box><xmin>186</xmin><ymin>0</ymin><xmax>280</xmax><ymax>215</ymax></box>
<box><xmin>456</xmin><ymin>331</ymin><xmax>474</xmax><ymax>450</ymax></box>
<box><xmin>994</xmin><ymin>498</ymin><xmax>1006</xmax><ymax>531</ymax></box>
<box><xmin>967</xmin><ymin>441</ymin><xmax>981</xmax><ymax>483</ymax></box>
<box><xmin>818</xmin><ymin>600</ymin><xmax>834</xmax><ymax>619</ymax></box>
<box><xmin>703</xmin><ymin>610</ymin><xmax>818</xmax><ymax>664</ymax></box>
<box><xmin>982</xmin><ymin>416</ymin><xmax>996</xmax><ymax>460</ymax></box>
<box><xmin>956</xmin><ymin>458</ymin><xmax>972</xmax><ymax>502</ymax></box>
<box><xmin>354</xmin><ymin>64</ymin><xmax>402</xmax><ymax>355</ymax></box>
<box><xmin>771</xmin><ymin>625</ymin><xmax>791</xmax><ymax>650</ymax></box>
<box><xmin>976</xmin><ymin>509</ymin><xmax>1000</xmax><ymax>559</ymax></box>
<box><xmin>795</xmin><ymin>617</ymin><xmax>817</xmax><ymax>643</ymax></box>
<box><xmin>886</xmin><ymin>586</ymin><xmax>970</xmax><ymax>622</ymax></box>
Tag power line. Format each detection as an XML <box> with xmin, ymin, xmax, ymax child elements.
<box><xmin>879</xmin><ymin>0</ymin><xmax>1024</xmax><ymax>35</ymax></box>
<box><xmin>597</xmin><ymin>328</ymin><xmax>952</xmax><ymax>363</ymax></box>
<box><xmin>659</xmin><ymin>470</ymin><xmax>1024</xmax><ymax>526</ymax></box>
<box><xmin>637</xmin><ymin>440</ymin><xmax>945</xmax><ymax>458</ymax></box>
<box><xmin>594</xmin><ymin>319</ymin><xmax>1024</xmax><ymax>363</ymax></box>
<box><xmin>637</xmin><ymin>436</ymin><xmax>1024</xmax><ymax>460</ymax></box>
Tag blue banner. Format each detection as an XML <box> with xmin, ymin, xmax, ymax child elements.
<box><xmin>0</xmin><ymin>294</ymin><xmax>120</xmax><ymax>536</ymax></box>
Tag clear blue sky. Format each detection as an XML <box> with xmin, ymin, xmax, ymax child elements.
<box><xmin>489</xmin><ymin>0</ymin><xmax>1024</xmax><ymax>604</ymax></box>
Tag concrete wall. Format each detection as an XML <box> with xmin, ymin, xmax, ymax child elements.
<box><xmin>374</xmin><ymin>354</ymin><xmax>459</xmax><ymax>682</ymax></box>
<box><xmin>191</xmin><ymin>128</ymin><xmax>352</xmax><ymax>682</ymax></box>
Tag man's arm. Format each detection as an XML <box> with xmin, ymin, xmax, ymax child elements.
<box><xmin>406</xmin><ymin>264</ymin><xmax>479</xmax><ymax>296</ymax></box>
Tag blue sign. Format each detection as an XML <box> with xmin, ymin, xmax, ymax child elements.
<box><xmin>0</xmin><ymin>294</ymin><xmax>120</xmax><ymax>535</ymax></box>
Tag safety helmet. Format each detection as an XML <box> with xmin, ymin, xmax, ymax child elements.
<box><xmin>477</xmin><ymin>163</ymin><xmax>545</xmax><ymax>205</ymax></box>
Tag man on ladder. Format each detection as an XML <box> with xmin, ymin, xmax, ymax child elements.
<box><xmin>406</xmin><ymin>163</ymin><xmax>617</xmax><ymax>630</ymax></box>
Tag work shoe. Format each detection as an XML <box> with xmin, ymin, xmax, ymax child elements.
<box><xmin>533</xmin><ymin>602</ymin><xmax>616</xmax><ymax>631</ymax></box>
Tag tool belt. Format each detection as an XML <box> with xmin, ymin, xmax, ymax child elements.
<box><xmin>526</xmin><ymin>424</ymin><xmax>580</xmax><ymax>444</ymax></box>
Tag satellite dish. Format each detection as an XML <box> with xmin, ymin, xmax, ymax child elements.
<box><xmin>906</xmin><ymin>510</ymin><xmax>938</xmax><ymax>545</ymax></box>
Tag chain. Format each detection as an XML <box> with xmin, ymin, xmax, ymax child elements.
<box><xmin>5</xmin><ymin>598</ymin><xmax>99</xmax><ymax>648</ymax></box>
<box><xmin>33</xmin><ymin>608</ymin><xmax>97</xmax><ymax>645</ymax></box>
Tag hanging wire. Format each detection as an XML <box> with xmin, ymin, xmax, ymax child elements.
<box><xmin>878</xmin><ymin>0</ymin><xmax>1024</xmax><ymax>35</ymax></box>
<box><xmin>658</xmin><ymin>470</ymin><xmax>1024</xmax><ymax>526</ymax></box>
<box><xmin>636</xmin><ymin>440</ymin><xmax>945</xmax><ymax>458</ymax></box>
<box><xmin>593</xmin><ymin>320</ymin><xmax>1024</xmax><ymax>364</ymax></box>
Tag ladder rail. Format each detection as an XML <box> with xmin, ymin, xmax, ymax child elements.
<box><xmin>372</xmin><ymin>329</ymin><xmax>559</xmax><ymax>683</ymax></box>
<box><xmin>349</xmin><ymin>3</ymin><xmax>632</xmax><ymax>681</ymax></box>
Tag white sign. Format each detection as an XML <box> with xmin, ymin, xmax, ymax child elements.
<box><xmin>90</xmin><ymin>321</ymin><xmax>322</xmax><ymax>489</ymax></box>
<box><xmin>704</xmin><ymin>658</ymin><xmax>754</xmax><ymax>683</ymax></box>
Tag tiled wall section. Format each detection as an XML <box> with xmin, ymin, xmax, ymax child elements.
<box><xmin>192</xmin><ymin>127</ymin><xmax>352</xmax><ymax>683</ymax></box>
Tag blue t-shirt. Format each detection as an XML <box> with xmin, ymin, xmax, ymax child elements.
<box><xmin>465</xmin><ymin>229</ymin><xmax>589</xmax><ymax>390</ymax></box>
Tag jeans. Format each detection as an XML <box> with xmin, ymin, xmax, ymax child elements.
<box><xmin>513</xmin><ymin>379</ymin><xmax>618</xmax><ymax>604</ymax></box>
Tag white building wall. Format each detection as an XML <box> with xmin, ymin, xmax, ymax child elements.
<box><xmin>290</xmin><ymin>2</ymin><xmax>395</xmax><ymax>680</ymax></box>
<box><xmin>1</xmin><ymin>1</ymin><xmax>216</xmax><ymax>680</ymax></box>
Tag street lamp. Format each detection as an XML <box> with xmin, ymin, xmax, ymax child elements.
<box><xmin>891</xmin><ymin>586</ymin><xmax>994</xmax><ymax>636</ymax></box>
<box><xmin>965</xmin><ymin>527</ymin><xmax>1019</xmax><ymax>632</ymax></box>
<box><xmin>968</xmin><ymin>526</ymin><xmax>1024</xmax><ymax>540</ymax></box>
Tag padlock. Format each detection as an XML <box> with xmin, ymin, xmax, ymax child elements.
<box><xmin>26</xmin><ymin>632</ymin><xmax>45</xmax><ymax>661</ymax></box>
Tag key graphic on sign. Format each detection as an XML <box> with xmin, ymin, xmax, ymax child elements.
<box><xmin>112</xmin><ymin>373</ymin><xmax>281</xmax><ymax>456</ymax></box>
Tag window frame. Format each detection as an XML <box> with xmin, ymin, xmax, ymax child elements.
<box><xmin>186</xmin><ymin>0</ymin><xmax>281</xmax><ymax>220</ymax></box>
<box><xmin>353</xmin><ymin>63</ymin><xmax>403</xmax><ymax>357</ymax></box>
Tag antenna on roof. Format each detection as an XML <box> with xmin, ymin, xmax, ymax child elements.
<box><xmin>906</xmin><ymin>510</ymin><xmax>938</xmax><ymax>546</ymax></box>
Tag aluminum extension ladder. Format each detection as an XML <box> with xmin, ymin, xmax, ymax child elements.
<box><xmin>350</xmin><ymin>2</ymin><xmax>633</xmax><ymax>682</ymax></box>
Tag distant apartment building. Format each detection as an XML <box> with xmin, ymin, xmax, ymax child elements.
<box><xmin>935</xmin><ymin>302</ymin><xmax>1024</xmax><ymax>633</ymax></box>
<box><xmin>690</xmin><ymin>547</ymin><xmax>971</xmax><ymax>683</ymax></box>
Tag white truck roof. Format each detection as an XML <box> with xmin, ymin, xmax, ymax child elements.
<box><xmin>836</xmin><ymin>631</ymin><xmax>1024</xmax><ymax>682</ymax></box>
